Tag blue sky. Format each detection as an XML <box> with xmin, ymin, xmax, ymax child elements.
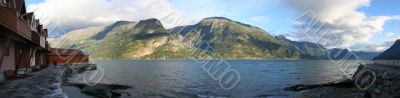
<box><xmin>361</xmin><ymin>0</ymin><xmax>400</xmax><ymax>44</ymax></box>
<box><xmin>26</xmin><ymin>0</ymin><xmax>400</xmax><ymax>51</ymax></box>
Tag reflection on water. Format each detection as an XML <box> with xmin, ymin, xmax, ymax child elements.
<box><xmin>80</xmin><ymin>60</ymin><xmax>360</xmax><ymax>97</ymax></box>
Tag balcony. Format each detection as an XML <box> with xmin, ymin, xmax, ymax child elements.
<box><xmin>0</xmin><ymin>7</ymin><xmax>32</xmax><ymax>41</ymax></box>
<box><xmin>31</xmin><ymin>31</ymin><xmax>40</xmax><ymax>46</ymax></box>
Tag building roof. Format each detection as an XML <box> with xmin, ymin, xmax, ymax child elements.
<box><xmin>50</xmin><ymin>48</ymin><xmax>89</xmax><ymax>56</ymax></box>
<box><xmin>374</xmin><ymin>40</ymin><xmax>400</xmax><ymax>60</ymax></box>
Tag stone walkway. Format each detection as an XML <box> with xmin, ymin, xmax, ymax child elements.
<box><xmin>0</xmin><ymin>66</ymin><xmax>67</xmax><ymax>98</ymax></box>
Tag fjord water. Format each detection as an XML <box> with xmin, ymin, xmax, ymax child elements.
<box><xmin>91</xmin><ymin>60</ymin><xmax>359</xmax><ymax>97</ymax></box>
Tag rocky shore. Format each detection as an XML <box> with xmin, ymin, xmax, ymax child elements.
<box><xmin>286</xmin><ymin>64</ymin><xmax>400</xmax><ymax>98</ymax></box>
<box><xmin>62</xmin><ymin>64</ymin><xmax>132</xmax><ymax>98</ymax></box>
<box><xmin>285</xmin><ymin>79</ymin><xmax>367</xmax><ymax>98</ymax></box>
<box><xmin>352</xmin><ymin>64</ymin><xmax>400</xmax><ymax>97</ymax></box>
<box><xmin>0</xmin><ymin>66</ymin><xmax>67</xmax><ymax>98</ymax></box>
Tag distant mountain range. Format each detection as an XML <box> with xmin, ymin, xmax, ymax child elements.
<box><xmin>50</xmin><ymin>17</ymin><xmax>380</xmax><ymax>60</ymax></box>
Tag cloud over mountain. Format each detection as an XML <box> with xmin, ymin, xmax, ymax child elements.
<box><xmin>282</xmin><ymin>0</ymin><xmax>397</xmax><ymax>50</ymax></box>
<box><xmin>27</xmin><ymin>0</ymin><xmax>185</xmax><ymax>37</ymax></box>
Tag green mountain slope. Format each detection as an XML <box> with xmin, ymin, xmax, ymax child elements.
<box><xmin>51</xmin><ymin>17</ymin><xmax>335</xmax><ymax>60</ymax></box>
<box><xmin>170</xmin><ymin>17</ymin><xmax>300</xmax><ymax>59</ymax></box>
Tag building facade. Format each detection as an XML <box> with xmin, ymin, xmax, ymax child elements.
<box><xmin>0</xmin><ymin>0</ymin><xmax>51</xmax><ymax>80</ymax></box>
<box><xmin>49</xmin><ymin>48</ymin><xmax>89</xmax><ymax>65</ymax></box>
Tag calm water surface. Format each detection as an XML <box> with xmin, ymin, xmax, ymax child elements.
<box><xmin>79</xmin><ymin>60</ymin><xmax>360</xmax><ymax>97</ymax></box>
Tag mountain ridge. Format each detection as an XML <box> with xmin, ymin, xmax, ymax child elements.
<box><xmin>50</xmin><ymin>17</ymin><xmax>379</xmax><ymax>60</ymax></box>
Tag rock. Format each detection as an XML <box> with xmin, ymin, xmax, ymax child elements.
<box><xmin>82</xmin><ymin>85</ymin><xmax>113</xmax><ymax>98</ymax></box>
<box><xmin>67</xmin><ymin>83</ymin><xmax>131</xmax><ymax>98</ymax></box>
<box><xmin>49</xmin><ymin>83</ymin><xmax>61</xmax><ymax>90</ymax></box>
<box><xmin>284</xmin><ymin>79</ymin><xmax>353</xmax><ymax>91</ymax></box>
<box><xmin>352</xmin><ymin>65</ymin><xmax>400</xmax><ymax>97</ymax></box>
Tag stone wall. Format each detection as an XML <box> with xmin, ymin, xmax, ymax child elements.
<box><xmin>353</xmin><ymin>64</ymin><xmax>400</xmax><ymax>97</ymax></box>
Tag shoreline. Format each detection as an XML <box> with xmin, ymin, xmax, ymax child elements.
<box><xmin>61</xmin><ymin>65</ymin><xmax>132</xmax><ymax>98</ymax></box>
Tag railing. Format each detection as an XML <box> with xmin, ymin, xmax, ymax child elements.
<box><xmin>0</xmin><ymin>7</ymin><xmax>18</xmax><ymax>32</ymax></box>
<box><xmin>0</xmin><ymin>7</ymin><xmax>31</xmax><ymax>40</ymax></box>
<box><xmin>373</xmin><ymin>60</ymin><xmax>400</xmax><ymax>67</ymax></box>
<box><xmin>31</xmin><ymin>31</ymin><xmax>40</xmax><ymax>45</ymax></box>
<box><xmin>1</xmin><ymin>6</ymin><xmax>50</xmax><ymax>51</ymax></box>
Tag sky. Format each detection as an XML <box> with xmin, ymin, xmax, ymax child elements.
<box><xmin>25</xmin><ymin>0</ymin><xmax>400</xmax><ymax>52</ymax></box>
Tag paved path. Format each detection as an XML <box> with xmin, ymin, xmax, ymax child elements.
<box><xmin>0</xmin><ymin>66</ymin><xmax>67</xmax><ymax>98</ymax></box>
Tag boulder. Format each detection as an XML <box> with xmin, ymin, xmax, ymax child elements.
<box><xmin>82</xmin><ymin>85</ymin><xmax>113</xmax><ymax>98</ymax></box>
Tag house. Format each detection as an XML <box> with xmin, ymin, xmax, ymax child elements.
<box><xmin>373</xmin><ymin>40</ymin><xmax>400</xmax><ymax>66</ymax></box>
<box><xmin>0</xmin><ymin>0</ymin><xmax>52</xmax><ymax>80</ymax></box>
<box><xmin>48</xmin><ymin>48</ymin><xmax>90</xmax><ymax>65</ymax></box>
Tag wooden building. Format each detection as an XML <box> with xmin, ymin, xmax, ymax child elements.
<box><xmin>373</xmin><ymin>40</ymin><xmax>400</xmax><ymax>66</ymax></box>
<box><xmin>0</xmin><ymin>0</ymin><xmax>51</xmax><ymax>80</ymax></box>
<box><xmin>48</xmin><ymin>48</ymin><xmax>89</xmax><ymax>65</ymax></box>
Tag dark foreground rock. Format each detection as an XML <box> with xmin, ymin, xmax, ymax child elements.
<box><xmin>287</xmin><ymin>64</ymin><xmax>400</xmax><ymax>98</ymax></box>
<box><xmin>352</xmin><ymin>64</ymin><xmax>400</xmax><ymax>97</ymax></box>
<box><xmin>285</xmin><ymin>79</ymin><xmax>367</xmax><ymax>98</ymax></box>
<box><xmin>285</xmin><ymin>79</ymin><xmax>353</xmax><ymax>91</ymax></box>
<box><xmin>66</xmin><ymin>83</ymin><xmax>132</xmax><ymax>98</ymax></box>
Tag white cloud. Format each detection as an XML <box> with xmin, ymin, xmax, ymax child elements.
<box><xmin>28</xmin><ymin>0</ymin><xmax>188</xmax><ymax>37</ymax></box>
<box><xmin>392</xmin><ymin>15</ymin><xmax>400</xmax><ymax>20</ymax></box>
<box><xmin>282</xmin><ymin>0</ymin><xmax>397</xmax><ymax>50</ymax></box>
<box><xmin>385</xmin><ymin>32</ymin><xmax>400</xmax><ymax>41</ymax></box>
<box><xmin>350</xmin><ymin>42</ymin><xmax>392</xmax><ymax>52</ymax></box>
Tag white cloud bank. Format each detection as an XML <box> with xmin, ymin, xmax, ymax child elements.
<box><xmin>28</xmin><ymin>0</ymin><xmax>187</xmax><ymax>37</ymax></box>
<box><xmin>282</xmin><ymin>0</ymin><xmax>398</xmax><ymax>51</ymax></box>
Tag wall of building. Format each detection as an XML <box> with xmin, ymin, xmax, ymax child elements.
<box><xmin>48</xmin><ymin>55</ymin><xmax>89</xmax><ymax>65</ymax></box>
<box><xmin>1</xmin><ymin>41</ymin><xmax>15</xmax><ymax>71</ymax></box>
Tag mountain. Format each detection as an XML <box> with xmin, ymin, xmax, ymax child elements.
<box><xmin>374</xmin><ymin>40</ymin><xmax>400</xmax><ymax>60</ymax></box>
<box><xmin>275</xmin><ymin>35</ymin><xmax>327</xmax><ymax>59</ymax></box>
<box><xmin>353</xmin><ymin>51</ymin><xmax>380</xmax><ymax>60</ymax></box>
<box><xmin>325</xmin><ymin>48</ymin><xmax>381</xmax><ymax>60</ymax></box>
<box><xmin>170</xmin><ymin>17</ymin><xmax>300</xmax><ymax>59</ymax></box>
<box><xmin>50</xmin><ymin>17</ymin><xmax>373</xmax><ymax>60</ymax></box>
<box><xmin>51</xmin><ymin>19</ymin><xmax>198</xmax><ymax>60</ymax></box>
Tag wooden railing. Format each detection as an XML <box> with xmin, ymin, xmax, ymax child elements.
<box><xmin>0</xmin><ymin>7</ymin><xmax>31</xmax><ymax>40</ymax></box>
<box><xmin>0</xmin><ymin>7</ymin><xmax>18</xmax><ymax>32</ymax></box>
<box><xmin>31</xmin><ymin>31</ymin><xmax>40</xmax><ymax>45</ymax></box>
<box><xmin>1</xmin><ymin>6</ymin><xmax>50</xmax><ymax>49</ymax></box>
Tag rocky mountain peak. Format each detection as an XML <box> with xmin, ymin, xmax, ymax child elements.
<box><xmin>201</xmin><ymin>17</ymin><xmax>232</xmax><ymax>21</ymax></box>
<box><xmin>275</xmin><ymin>35</ymin><xmax>292</xmax><ymax>42</ymax></box>
<box><xmin>92</xmin><ymin>20</ymin><xmax>135</xmax><ymax>40</ymax></box>
<box><xmin>136</xmin><ymin>18</ymin><xmax>163</xmax><ymax>27</ymax></box>
<box><xmin>199</xmin><ymin>17</ymin><xmax>255</xmax><ymax>28</ymax></box>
